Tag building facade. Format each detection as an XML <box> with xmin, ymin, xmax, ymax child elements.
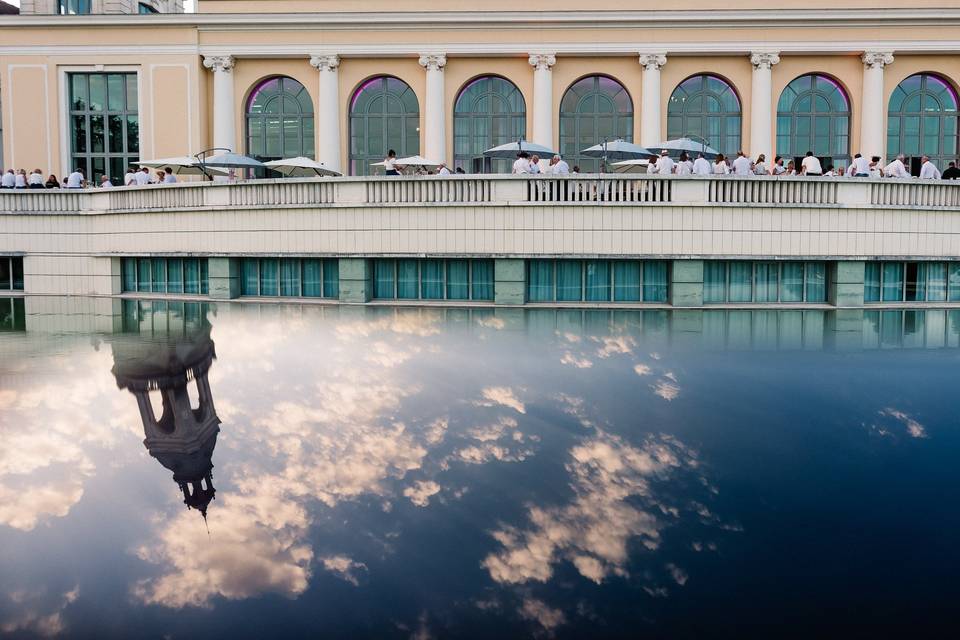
<box><xmin>0</xmin><ymin>2</ymin><xmax>958</xmax><ymax>181</ymax></box>
<box><xmin>18</xmin><ymin>0</ymin><xmax>183</xmax><ymax>15</ymax></box>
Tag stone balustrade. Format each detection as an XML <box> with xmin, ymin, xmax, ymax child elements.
<box><xmin>1</xmin><ymin>175</ymin><xmax>960</xmax><ymax>215</ymax></box>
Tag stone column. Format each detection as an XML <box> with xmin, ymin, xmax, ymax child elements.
<box><xmin>528</xmin><ymin>54</ymin><xmax>556</xmax><ymax>150</ymax></box>
<box><xmin>418</xmin><ymin>54</ymin><xmax>447</xmax><ymax>164</ymax></box>
<box><xmin>202</xmin><ymin>55</ymin><xmax>236</xmax><ymax>153</ymax></box>
<box><xmin>860</xmin><ymin>51</ymin><xmax>894</xmax><ymax>160</ymax></box>
<box><xmin>638</xmin><ymin>54</ymin><xmax>667</xmax><ymax>147</ymax></box>
<box><xmin>310</xmin><ymin>54</ymin><xmax>342</xmax><ymax>173</ymax></box>
<box><xmin>749</xmin><ymin>52</ymin><xmax>780</xmax><ymax>161</ymax></box>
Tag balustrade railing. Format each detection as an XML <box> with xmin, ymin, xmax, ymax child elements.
<box><xmin>1</xmin><ymin>175</ymin><xmax>959</xmax><ymax>213</ymax></box>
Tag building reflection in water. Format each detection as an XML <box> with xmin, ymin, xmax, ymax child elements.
<box><xmin>110</xmin><ymin>300</ymin><xmax>220</xmax><ymax>520</ymax></box>
<box><xmin>0</xmin><ymin>297</ymin><xmax>26</xmax><ymax>332</ymax></box>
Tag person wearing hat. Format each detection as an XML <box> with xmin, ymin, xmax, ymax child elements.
<box><xmin>655</xmin><ymin>149</ymin><xmax>675</xmax><ymax>175</ymax></box>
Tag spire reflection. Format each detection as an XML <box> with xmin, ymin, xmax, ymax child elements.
<box><xmin>110</xmin><ymin>300</ymin><xmax>220</xmax><ymax>520</ymax></box>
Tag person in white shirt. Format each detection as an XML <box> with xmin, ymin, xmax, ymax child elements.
<box><xmin>1</xmin><ymin>169</ymin><xmax>15</xmax><ymax>189</ymax></box>
<box><xmin>849</xmin><ymin>153</ymin><xmax>871</xmax><ymax>177</ymax></box>
<box><xmin>771</xmin><ymin>156</ymin><xmax>786</xmax><ymax>176</ymax></box>
<box><xmin>383</xmin><ymin>149</ymin><xmax>399</xmax><ymax>176</ymax></box>
<box><xmin>801</xmin><ymin>151</ymin><xmax>822</xmax><ymax>176</ymax></box>
<box><xmin>753</xmin><ymin>154</ymin><xmax>767</xmax><ymax>176</ymax></box>
<box><xmin>919</xmin><ymin>155</ymin><xmax>941</xmax><ymax>180</ymax></box>
<box><xmin>646</xmin><ymin>154</ymin><xmax>659</xmax><ymax>175</ymax></box>
<box><xmin>66</xmin><ymin>168</ymin><xmax>85</xmax><ymax>189</ymax></box>
<box><xmin>134</xmin><ymin>167</ymin><xmax>151</xmax><ymax>186</ymax></box>
<box><xmin>163</xmin><ymin>167</ymin><xmax>178</xmax><ymax>184</ymax></box>
<box><xmin>884</xmin><ymin>154</ymin><xmax>911</xmax><ymax>178</ymax></box>
<box><xmin>549</xmin><ymin>155</ymin><xmax>570</xmax><ymax>175</ymax></box>
<box><xmin>28</xmin><ymin>169</ymin><xmax>45</xmax><ymax>189</ymax></box>
<box><xmin>676</xmin><ymin>153</ymin><xmax>693</xmax><ymax>176</ymax></box>
<box><xmin>512</xmin><ymin>151</ymin><xmax>531</xmax><ymax>174</ymax></box>
<box><xmin>692</xmin><ymin>153</ymin><xmax>712</xmax><ymax>176</ymax></box>
<box><xmin>14</xmin><ymin>169</ymin><xmax>27</xmax><ymax>189</ymax></box>
<box><xmin>437</xmin><ymin>163</ymin><xmax>451</xmax><ymax>176</ymax></box>
<box><xmin>824</xmin><ymin>166</ymin><xmax>836</xmax><ymax>177</ymax></box>
<box><xmin>124</xmin><ymin>168</ymin><xmax>136</xmax><ymax>186</ymax></box>
<box><xmin>100</xmin><ymin>175</ymin><xmax>114</xmax><ymax>189</ymax></box>
<box><xmin>713</xmin><ymin>154</ymin><xmax>730</xmax><ymax>175</ymax></box>
<box><xmin>654</xmin><ymin>149</ymin><xmax>675</xmax><ymax>175</ymax></box>
<box><xmin>528</xmin><ymin>154</ymin><xmax>542</xmax><ymax>174</ymax></box>
<box><xmin>732</xmin><ymin>151</ymin><xmax>753</xmax><ymax>176</ymax></box>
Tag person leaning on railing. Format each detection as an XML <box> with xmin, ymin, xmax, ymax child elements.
<box><xmin>943</xmin><ymin>161</ymin><xmax>960</xmax><ymax>180</ymax></box>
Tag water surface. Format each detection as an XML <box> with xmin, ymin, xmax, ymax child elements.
<box><xmin>1</xmin><ymin>299</ymin><xmax>958</xmax><ymax>638</ymax></box>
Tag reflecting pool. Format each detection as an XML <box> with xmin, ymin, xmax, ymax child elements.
<box><xmin>1</xmin><ymin>297</ymin><xmax>959</xmax><ymax>638</ymax></box>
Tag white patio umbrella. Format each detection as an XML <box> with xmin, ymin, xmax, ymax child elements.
<box><xmin>581</xmin><ymin>140</ymin><xmax>653</xmax><ymax>161</ymax></box>
<box><xmin>137</xmin><ymin>157</ymin><xmax>227</xmax><ymax>176</ymax></box>
<box><xmin>483</xmin><ymin>140</ymin><xmax>557</xmax><ymax>159</ymax></box>
<box><xmin>198</xmin><ymin>151</ymin><xmax>266</xmax><ymax>170</ymax></box>
<box><xmin>263</xmin><ymin>157</ymin><xmax>341</xmax><ymax>177</ymax></box>
<box><xmin>610</xmin><ymin>159</ymin><xmax>653</xmax><ymax>174</ymax></box>
<box><xmin>647</xmin><ymin>138</ymin><xmax>720</xmax><ymax>159</ymax></box>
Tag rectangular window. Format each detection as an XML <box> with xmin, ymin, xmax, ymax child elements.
<box><xmin>613</xmin><ymin>261</ymin><xmax>641</xmax><ymax>302</ymax></box>
<box><xmin>120</xmin><ymin>258</ymin><xmax>209</xmax><ymax>296</ymax></box>
<box><xmin>242</xmin><ymin>258</ymin><xmax>260</xmax><ymax>295</ymax></box>
<box><xmin>703</xmin><ymin>261</ymin><xmax>827</xmax><ymax>304</ymax></box>
<box><xmin>322</xmin><ymin>259</ymin><xmax>339</xmax><ymax>298</ymax></box>
<box><xmin>259</xmin><ymin>259</ymin><xmax>279</xmax><ymax>296</ymax></box>
<box><xmin>882</xmin><ymin>263</ymin><xmax>904</xmax><ymax>302</ymax></box>
<box><xmin>302</xmin><ymin>259</ymin><xmax>322</xmax><ymax>297</ymax></box>
<box><xmin>68</xmin><ymin>72</ymin><xmax>138</xmax><ymax>185</ymax></box>
<box><xmin>527</xmin><ymin>260</ymin><xmax>554</xmax><ymax>303</ymax></box>
<box><xmin>584</xmin><ymin>261</ymin><xmax>610</xmax><ymax>302</ymax></box>
<box><xmin>280</xmin><ymin>258</ymin><xmax>300</xmax><ymax>296</ymax></box>
<box><xmin>372</xmin><ymin>259</ymin><xmax>493</xmax><ymax>302</ymax></box>
<box><xmin>471</xmin><ymin>260</ymin><xmax>494</xmax><ymax>301</ymax></box>
<box><xmin>556</xmin><ymin>262</ymin><xmax>582</xmax><ymax>302</ymax></box>
<box><xmin>949</xmin><ymin>264</ymin><xmax>960</xmax><ymax>302</ymax></box>
<box><xmin>865</xmin><ymin>262</ymin><xmax>881</xmax><ymax>303</ymax></box>
<box><xmin>643</xmin><ymin>261</ymin><xmax>669</xmax><ymax>302</ymax></box>
<box><xmin>0</xmin><ymin>257</ymin><xmax>23</xmax><ymax>291</ymax></box>
<box><xmin>927</xmin><ymin>263</ymin><xmax>947</xmax><ymax>302</ymax></box>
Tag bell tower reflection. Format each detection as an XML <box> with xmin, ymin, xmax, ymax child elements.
<box><xmin>110</xmin><ymin>300</ymin><xmax>221</xmax><ymax>520</ymax></box>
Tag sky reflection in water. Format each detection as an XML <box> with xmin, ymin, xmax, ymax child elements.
<box><xmin>0</xmin><ymin>299</ymin><xmax>958</xmax><ymax>638</ymax></box>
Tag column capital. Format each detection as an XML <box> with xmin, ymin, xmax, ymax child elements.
<box><xmin>528</xmin><ymin>53</ymin><xmax>556</xmax><ymax>71</ymax></box>
<box><xmin>202</xmin><ymin>55</ymin><xmax>235</xmax><ymax>74</ymax></box>
<box><xmin>861</xmin><ymin>51</ymin><xmax>894</xmax><ymax>69</ymax></box>
<box><xmin>638</xmin><ymin>53</ymin><xmax>667</xmax><ymax>71</ymax></box>
<box><xmin>418</xmin><ymin>54</ymin><xmax>447</xmax><ymax>72</ymax></box>
<box><xmin>310</xmin><ymin>54</ymin><xmax>341</xmax><ymax>72</ymax></box>
<box><xmin>750</xmin><ymin>51</ymin><xmax>780</xmax><ymax>70</ymax></box>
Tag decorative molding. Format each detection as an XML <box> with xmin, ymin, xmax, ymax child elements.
<box><xmin>5</xmin><ymin>9</ymin><xmax>960</xmax><ymax>31</ymax></box>
<box><xmin>418</xmin><ymin>54</ymin><xmax>447</xmax><ymax>72</ymax></box>
<box><xmin>750</xmin><ymin>51</ymin><xmax>780</xmax><ymax>70</ymax></box>
<box><xmin>309</xmin><ymin>54</ymin><xmax>340</xmax><ymax>72</ymax></box>
<box><xmin>527</xmin><ymin>53</ymin><xmax>557</xmax><ymax>71</ymax></box>
<box><xmin>862</xmin><ymin>50</ymin><xmax>895</xmax><ymax>69</ymax></box>
<box><xmin>201</xmin><ymin>55</ymin><xmax>234</xmax><ymax>74</ymax></box>
<box><xmin>638</xmin><ymin>53</ymin><xmax>667</xmax><ymax>71</ymax></box>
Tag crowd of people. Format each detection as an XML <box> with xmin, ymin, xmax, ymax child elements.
<box><xmin>0</xmin><ymin>165</ymin><xmax>181</xmax><ymax>190</ymax></box>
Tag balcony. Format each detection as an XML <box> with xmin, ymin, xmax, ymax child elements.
<box><xmin>1</xmin><ymin>174</ymin><xmax>960</xmax><ymax>215</ymax></box>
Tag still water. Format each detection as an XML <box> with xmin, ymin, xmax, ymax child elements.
<box><xmin>1</xmin><ymin>297</ymin><xmax>958</xmax><ymax>638</ymax></box>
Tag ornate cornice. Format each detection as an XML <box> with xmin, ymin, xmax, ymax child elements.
<box><xmin>638</xmin><ymin>53</ymin><xmax>667</xmax><ymax>71</ymax></box>
<box><xmin>418</xmin><ymin>54</ymin><xmax>447</xmax><ymax>71</ymax></box>
<box><xmin>309</xmin><ymin>54</ymin><xmax>340</xmax><ymax>72</ymax></box>
<box><xmin>750</xmin><ymin>51</ymin><xmax>780</xmax><ymax>70</ymax></box>
<box><xmin>201</xmin><ymin>55</ymin><xmax>234</xmax><ymax>74</ymax></box>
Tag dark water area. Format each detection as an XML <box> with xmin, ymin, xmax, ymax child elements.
<box><xmin>0</xmin><ymin>298</ymin><xmax>958</xmax><ymax>638</ymax></box>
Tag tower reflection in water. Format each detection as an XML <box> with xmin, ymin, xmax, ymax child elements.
<box><xmin>110</xmin><ymin>300</ymin><xmax>220</xmax><ymax>520</ymax></box>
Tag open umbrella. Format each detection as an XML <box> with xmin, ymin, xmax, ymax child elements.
<box><xmin>198</xmin><ymin>152</ymin><xmax>266</xmax><ymax>170</ymax></box>
<box><xmin>263</xmin><ymin>157</ymin><xmax>341</xmax><ymax>177</ymax></box>
<box><xmin>483</xmin><ymin>140</ymin><xmax>557</xmax><ymax>159</ymax></box>
<box><xmin>581</xmin><ymin>140</ymin><xmax>652</xmax><ymax>161</ymax></box>
<box><xmin>647</xmin><ymin>138</ymin><xmax>720</xmax><ymax>159</ymax></box>
<box><xmin>138</xmin><ymin>157</ymin><xmax>227</xmax><ymax>176</ymax></box>
<box><xmin>610</xmin><ymin>159</ymin><xmax>653</xmax><ymax>174</ymax></box>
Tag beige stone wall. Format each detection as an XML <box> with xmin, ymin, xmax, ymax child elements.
<box><xmin>1</xmin><ymin>12</ymin><xmax>959</xmax><ymax>174</ymax></box>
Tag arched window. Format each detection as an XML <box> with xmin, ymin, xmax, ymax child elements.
<box><xmin>454</xmin><ymin>76</ymin><xmax>526</xmax><ymax>173</ymax></box>
<box><xmin>349</xmin><ymin>76</ymin><xmax>420</xmax><ymax>176</ymax></box>
<box><xmin>559</xmin><ymin>75</ymin><xmax>633</xmax><ymax>171</ymax></box>
<box><xmin>667</xmin><ymin>74</ymin><xmax>741</xmax><ymax>155</ymax></box>
<box><xmin>245</xmin><ymin>76</ymin><xmax>314</xmax><ymax>165</ymax></box>
<box><xmin>776</xmin><ymin>74</ymin><xmax>850</xmax><ymax>169</ymax></box>
<box><xmin>887</xmin><ymin>73</ymin><xmax>959</xmax><ymax>174</ymax></box>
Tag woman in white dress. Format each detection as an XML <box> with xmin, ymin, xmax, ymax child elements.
<box><xmin>713</xmin><ymin>154</ymin><xmax>730</xmax><ymax>175</ymax></box>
